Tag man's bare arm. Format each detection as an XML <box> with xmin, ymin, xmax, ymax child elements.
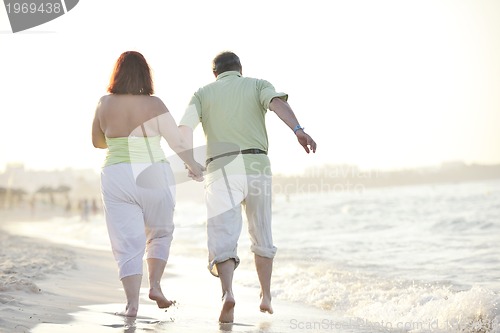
<box><xmin>269</xmin><ymin>97</ymin><xmax>317</xmax><ymax>153</ymax></box>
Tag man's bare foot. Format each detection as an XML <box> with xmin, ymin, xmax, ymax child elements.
<box><xmin>115</xmin><ymin>304</ymin><xmax>138</xmax><ymax>317</ymax></box>
<box><xmin>218</xmin><ymin>291</ymin><xmax>235</xmax><ymax>323</ymax></box>
<box><xmin>260</xmin><ymin>293</ymin><xmax>273</xmax><ymax>314</ymax></box>
<box><xmin>149</xmin><ymin>287</ymin><xmax>174</xmax><ymax>309</ymax></box>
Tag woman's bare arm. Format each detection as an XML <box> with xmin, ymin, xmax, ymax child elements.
<box><xmin>155</xmin><ymin>98</ymin><xmax>204</xmax><ymax>180</ymax></box>
<box><xmin>92</xmin><ymin>99</ymin><xmax>107</xmax><ymax>149</ymax></box>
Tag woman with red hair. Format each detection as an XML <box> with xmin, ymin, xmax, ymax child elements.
<box><xmin>92</xmin><ymin>51</ymin><xmax>204</xmax><ymax>317</ymax></box>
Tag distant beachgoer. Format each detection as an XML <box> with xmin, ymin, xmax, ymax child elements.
<box><xmin>179</xmin><ymin>51</ymin><xmax>317</xmax><ymax>323</ymax></box>
<box><xmin>92</xmin><ymin>51</ymin><xmax>204</xmax><ymax>317</ymax></box>
<box><xmin>91</xmin><ymin>198</ymin><xmax>99</xmax><ymax>215</ymax></box>
<box><xmin>65</xmin><ymin>199</ymin><xmax>71</xmax><ymax>214</ymax></box>
<box><xmin>80</xmin><ymin>198</ymin><xmax>90</xmax><ymax>221</ymax></box>
<box><xmin>29</xmin><ymin>196</ymin><xmax>36</xmax><ymax>217</ymax></box>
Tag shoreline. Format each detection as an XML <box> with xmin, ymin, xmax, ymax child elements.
<box><xmin>0</xmin><ymin>213</ymin><xmax>346</xmax><ymax>333</ymax></box>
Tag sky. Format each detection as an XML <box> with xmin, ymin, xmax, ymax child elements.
<box><xmin>1</xmin><ymin>0</ymin><xmax>499</xmax><ymax>175</ymax></box>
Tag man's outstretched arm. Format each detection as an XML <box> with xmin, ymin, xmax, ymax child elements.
<box><xmin>269</xmin><ymin>97</ymin><xmax>317</xmax><ymax>153</ymax></box>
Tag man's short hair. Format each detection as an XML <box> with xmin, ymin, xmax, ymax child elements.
<box><xmin>212</xmin><ymin>51</ymin><xmax>242</xmax><ymax>75</ymax></box>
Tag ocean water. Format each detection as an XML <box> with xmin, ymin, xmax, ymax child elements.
<box><xmin>262</xmin><ymin>179</ymin><xmax>500</xmax><ymax>333</ymax></box>
<box><xmin>173</xmin><ymin>179</ymin><xmax>500</xmax><ymax>333</ymax></box>
<box><xmin>6</xmin><ymin>179</ymin><xmax>500</xmax><ymax>332</ymax></box>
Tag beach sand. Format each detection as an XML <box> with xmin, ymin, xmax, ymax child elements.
<box><xmin>0</xmin><ymin>211</ymin><xmax>360</xmax><ymax>333</ymax></box>
<box><xmin>0</xmin><ymin>224</ymin><xmax>123</xmax><ymax>333</ymax></box>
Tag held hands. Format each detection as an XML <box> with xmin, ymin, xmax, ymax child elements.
<box><xmin>296</xmin><ymin>130</ymin><xmax>317</xmax><ymax>154</ymax></box>
<box><xmin>185</xmin><ymin>162</ymin><xmax>205</xmax><ymax>182</ymax></box>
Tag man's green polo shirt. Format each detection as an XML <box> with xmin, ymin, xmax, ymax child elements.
<box><xmin>180</xmin><ymin>71</ymin><xmax>287</xmax><ymax>180</ymax></box>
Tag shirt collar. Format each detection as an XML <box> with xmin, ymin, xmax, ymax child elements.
<box><xmin>216</xmin><ymin>71</ymin><xmax>242</xmax><ymax>81</ymax></box>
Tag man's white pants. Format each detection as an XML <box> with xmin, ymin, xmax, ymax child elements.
<box><xmin>206</xmin><ymin>173</ymin><xmax>277</xmax><ymax>277</ymax></box>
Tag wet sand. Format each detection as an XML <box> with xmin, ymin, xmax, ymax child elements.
<box><xmin>0</xmin><ymin>211</ymin><xmax>363</xmax><ymax>333</ymax></box>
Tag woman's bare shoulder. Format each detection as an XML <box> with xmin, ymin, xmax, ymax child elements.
<box><xmin>96</xmin><ymin>94</ymin><xmax>113</xmax><ymax>107</ymax></box>
<box><xmin>148</xmin><ymin>95</ymin><xmax>165</xmax><ymax>105</ymax></box>
<box><xmin>148</xmin><ymin>95</ymin><xmax>169</xmax><ymax>113</ymax></box>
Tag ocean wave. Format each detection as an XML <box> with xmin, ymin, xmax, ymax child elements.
<box><xmin>269</xmin><ymin>261</ymin><xmax>500</xmax><ymax>333</ymax></box>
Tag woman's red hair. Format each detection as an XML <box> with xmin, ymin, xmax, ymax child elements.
<box><xmin>107</xmin><ymin>51</ymin><xmax>154</xmax><ymax>95</ymax></box>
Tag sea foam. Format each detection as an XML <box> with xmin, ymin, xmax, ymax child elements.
<box><xmin>269</xmin><ymin>261</ymin><xmax>500</xmax><ymax>333</ymax></box>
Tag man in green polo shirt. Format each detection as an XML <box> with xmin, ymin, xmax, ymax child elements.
<box><xmin>179</xmin><ymin>51</ymin><xmax>317</xmax><ymax>323</ymax></box>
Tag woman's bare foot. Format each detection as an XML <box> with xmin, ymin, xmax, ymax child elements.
<box><xmin>149</xmin><ymin>287</ymin><xmax>174</xmax><ymax>309</ymax></box>
<box><xmin>259</xmin><ymin>292</ymin><xmax>273</xmax><ymax>314</ymax></box>
<box><xmin>115</xmin><ymin>303</ymin><xmax>138</xmax><ymax>317</ymax></box>
<box><xmin>218</xmin><ymin>291</ymin><xmax>235</xmax><ymax>323</ymax></box>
